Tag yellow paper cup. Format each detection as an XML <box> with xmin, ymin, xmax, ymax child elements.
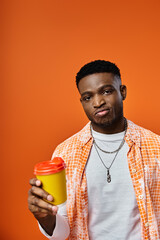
<box><xmin>34</xmin><ymin>157</ymin><xmax>67</xmax><ymax>205</ymax></box>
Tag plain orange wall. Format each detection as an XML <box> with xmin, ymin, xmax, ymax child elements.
<box><xmin>1</xmin><ymin>0</ymin><xmax>160</xmax><ymax>239</ymax></box>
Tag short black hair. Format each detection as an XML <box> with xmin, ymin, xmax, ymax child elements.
<box><xmin>76</xmin><ymin>60</ymin><xmax>121</xmax><ymax>88</ymax></box>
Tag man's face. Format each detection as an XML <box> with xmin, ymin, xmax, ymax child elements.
<box><xmin>78</xmin><ymin>72</ymin><xmax>127</xmax><ymax>133</ymax></box>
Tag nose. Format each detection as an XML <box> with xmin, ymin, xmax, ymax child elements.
<box><xmin>93</xmin><ymin>94</ymin><xmax>105</xmax><ymax>108</ymax></box>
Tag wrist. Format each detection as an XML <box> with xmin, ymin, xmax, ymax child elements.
<box><xmin>38</xmin><ymin>215</ymin><xmax>56</xmax><ymax>236</ymax></box>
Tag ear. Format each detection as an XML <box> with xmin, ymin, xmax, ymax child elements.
<box><xmin>120</xmin><ymin>85</ymin><xmax>127</xmax><ymax>100</ymax></box>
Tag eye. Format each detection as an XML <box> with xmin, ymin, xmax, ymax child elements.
<box><xmin>103</xmin><ymin>89</ymin><xmax>113</xmax><ymax>95</ymax></box>
<box><xmin>82</xmin><ymin>95</ymin><xmax>91</xmax><ymax>102</ymax></box>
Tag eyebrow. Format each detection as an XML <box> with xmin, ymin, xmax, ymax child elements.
<box><xmin>81</xmin><ymin>84</ymin><xmax>114</xmax><ymax>97</ymax></box>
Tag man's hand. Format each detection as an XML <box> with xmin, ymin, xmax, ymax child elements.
<box><xmin>28</xmin><ymin>178</ymin><xmax>58</xmax><ymax>236</ymax></box>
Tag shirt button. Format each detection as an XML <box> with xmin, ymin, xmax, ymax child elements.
<box><xmin>145</xmin><ymin>222</ymin><xmax>149</xmax><ymax>227</ymax></box>
<box><xmin>132</xmin><ymin>169</ymin><xmax>137</xmax><ymax>173</ymax></box>
<box><xmin>139</xmin><ymin>195</ymin><xmax>144</xmax><ymax>199</ymax></box>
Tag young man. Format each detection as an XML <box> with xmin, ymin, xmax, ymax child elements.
<box><xmin>28</xmin><ymin>60</ymin><xmax>160</xmax><ymax>240</ymax></box>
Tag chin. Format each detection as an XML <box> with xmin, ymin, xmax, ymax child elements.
<box><xmin>92</xmin><ymin>118</ymin><xmax>113</xmax><ymax>127</ymax></box>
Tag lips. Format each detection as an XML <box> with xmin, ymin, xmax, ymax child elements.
<box><xmin>95</xmin><ymin>108</ymin><xmax>110</xmax><ymax>117</ymax></box>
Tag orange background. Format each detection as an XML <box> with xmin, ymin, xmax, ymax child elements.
<box><xmin>1</xmin><ymin>0</ymin><xmax>160</xmax><ymax>239</ymax></box>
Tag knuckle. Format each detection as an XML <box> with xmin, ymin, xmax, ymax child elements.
<box><xmin>33</xmin><ymin>197</ymin><xmax>39</xmax><ymax>205</ymax></box>
<box><xmin>29</xmin><ymin>178</ymin><xmax>37</xmax><ymax>186</ymax></box>
<box><xmin>29</xmin><ymin>204</ymin><xmax>39</xmax><ymax>214</ymax></box>
<box><xmin>47</xmin><ymin>203</ymin><xmax>52</xmax><ymax>210</ymax></box>
<box><xmin>29</xmin><ymin>178</ymin><xmax>34</xmax><ymax>185</ymax></box>
<box><xmin>28</xmin><ymin>200</ymin><xmax>34</xmax><ymax>212</ymax></box>
<box><xmin>38</xmin><ymin>207</ymin><xmax>42</xmax><ymax>213</ymax></box>
<box><xmin>28</xmin><ymin>204</ymin><xmax>32</xmax><ymax>211</ymax></box>
<box><xmin>28</xmin><ymin>195</ymin><xmax>34</xmax><ymax>205</ymax></box>
<box><xmin>29</xmin><ymin>179</ymin><xmax>32</xmax><ymax>185</ymax></box>
<box><xmin>28</xmin><ymin>193</ymin><xmax>33</xmax><ymax>202</ymax></box>
<box><xmin>42</xmin><ymin>192</ymin><xmax>47</xmax><ymax>199</ymax></box>
<box><xmin>28</xmin><ymin>196</ymin><xmax>31</xmax><ymax>204</ymax></box>
<box><xmin>31</xmin><ymin>186</ymin><xmax>35</xmax><ymax>192</ymax></box>
<box><xmin>32</xmin><ymin>206</ymin><xmax>38</xmax><ymax>213</ymax></box>
<box><xmin>28</xmin><ymin>188</ymin><xmax>32</xmax><ymax>196</ymax></box>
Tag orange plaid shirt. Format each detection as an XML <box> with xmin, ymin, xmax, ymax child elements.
<box><xmin>52</xmin><ymin>120</ymin><xmax>160</xmax><ymax>240</ymax></box>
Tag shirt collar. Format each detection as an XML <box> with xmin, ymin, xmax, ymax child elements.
<box><xmin>125</xmin><ymin>120</ymin><xmax>141</xmax><ymax>148</ymax></box>
<box><xmin>78</xmin><ymin>119</ymin><xmax>141</xmax><ymax>149</ymax></box>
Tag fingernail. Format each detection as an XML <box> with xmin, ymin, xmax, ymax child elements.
<box><xmin>47</xmin><ymin>195</ymin><xmax>53</xmax><ymax>201</ymax></box>
<box><xmin>52</xmin><ymin>206</ymin><xmax>57</xmax><ymax>212</ymax></box>
<box><xmin>36</xmin><ymin>180</ymin><xmax>41</xmax><ymax>186</ymax></box>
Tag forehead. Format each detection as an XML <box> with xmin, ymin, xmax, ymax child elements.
<box><xmin>78</xmin><ymin>72</ymin><xmax>121</xmax><ymax>94</ymax></box>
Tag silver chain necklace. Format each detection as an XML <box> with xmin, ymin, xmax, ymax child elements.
<box><xmin>91</xmin><ymin>118</ymin><xmax>128</xmax><ymax>183</ymax></box>
<box><xmin>93</xmin><ymin>119</ymin><xmax>127</xmax><ymax>154</ymax></box>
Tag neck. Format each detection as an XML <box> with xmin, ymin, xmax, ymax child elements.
<box><xmin>91</xmin><ymin>117</ymin><xmax>126</xmax><ymax>134</ymax></box>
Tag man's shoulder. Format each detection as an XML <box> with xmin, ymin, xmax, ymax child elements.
<box><xmin>128</xmin><ymin>120</ymin><xmax>160</xmax><ymax>145</ymax></box>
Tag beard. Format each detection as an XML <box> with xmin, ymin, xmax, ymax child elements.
<box><xmin>89</xmin><ymin>105</ymin><xmax>124</xmax><ymax>130</ymax></box>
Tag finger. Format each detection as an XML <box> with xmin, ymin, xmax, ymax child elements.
<box><xmin>29</xmin><ymin>178</ymin><xmax>42</xmax><ymax>187</ymax></box>
<box><xmin>29</xmin><ymin>204</ymin><xmax>51</xmax><ymax>219</ymax></box>
<box><xmin>30</xmin><ymin>205</ymin><xmax>57</xmax><ymax>217</ymax></box>
<box><xmin>30</xmin><ymin>186</ymin><xmax>54</xmax><ymax>202</ymax></box>
<box><xmin>28</xmin><ymin>195</ymin><xmax>58</xmax><ymax>214</ymax></box>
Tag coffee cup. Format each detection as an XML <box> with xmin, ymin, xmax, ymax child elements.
<box><xmin>34</xmin><ymin>157</ymin><xmax>67</xmax><ymax>205</ymax></box>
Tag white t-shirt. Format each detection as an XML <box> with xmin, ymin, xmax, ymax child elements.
<box><xmin>39</xmin><ymin>130</ymin><xmax>141</xmax><ymax>239</ymax></box>
<box><xmin>85</xmin><ymin>129</ymin><xmax>141</xmax><ymax>240</ymax></box>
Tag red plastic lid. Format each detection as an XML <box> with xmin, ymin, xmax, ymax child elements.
<box><xmin>34</xmin><ymin>157</ymin><xmax>66</xmax><ymax>175</ymax></box>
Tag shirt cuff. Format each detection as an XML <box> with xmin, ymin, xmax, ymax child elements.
<box><xmin>38</xmin><ymin>214</ymin><xmax>70</xmax><ymax>240</ymax></box>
